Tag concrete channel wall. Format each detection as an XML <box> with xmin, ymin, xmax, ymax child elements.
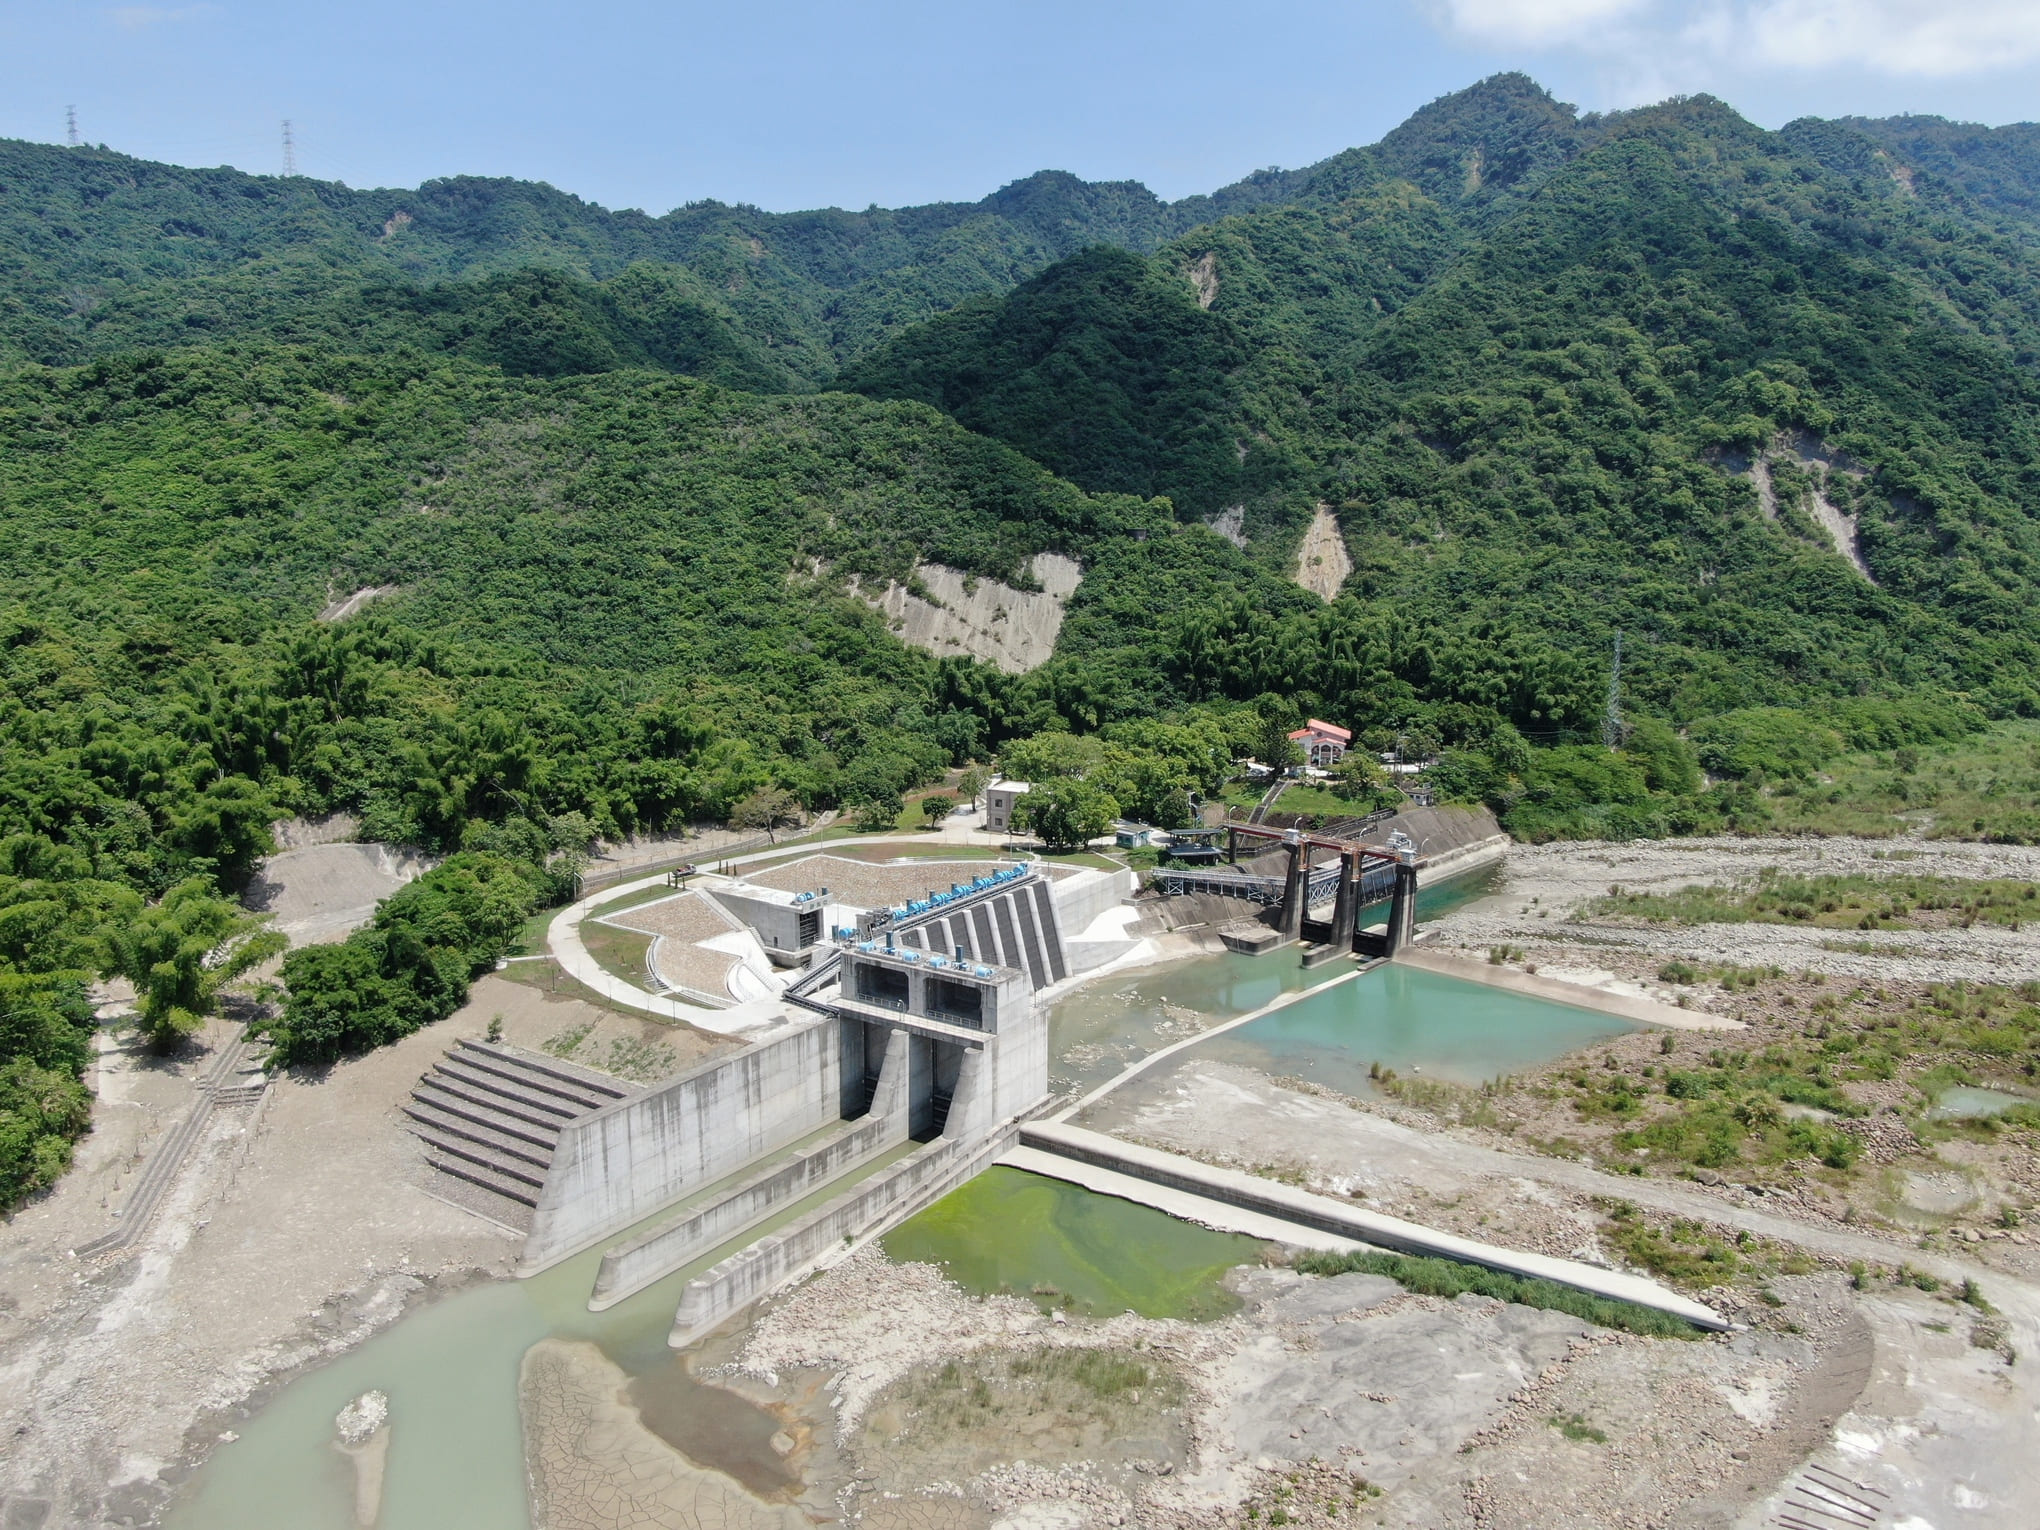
<box><xmin>667</xmin><ymin>1127</ymin><xmax>1016</xmax><ymax>1349</ymax></box>
<box><xmin>588</xmin><ymin>1110</ymin><xmax>906</xmax><ymax>1309</ymax></box>
<box><xmin>1052</xmin><ymin>866</ymin><xmax>1136</xmax><ymax>938</ymax></box>
<box><xmin>522</xmin><ymin>1015</ymin><xmax>846</xmax><ymax>1273</ymax></box>
<box><xmin>1017</xmin><ymin>1122</ymin><xmax>1727</xmax><ymax>1331</ymax></box>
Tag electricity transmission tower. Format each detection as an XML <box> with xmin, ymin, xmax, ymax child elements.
<box><xmin>66</xmin><ymin>106</ymin><xmax>79</xmax><ymax>147</ymax></box>
<box><xmin>281</xmin><ymin>120</ymin><xmax>297</xmax><ymax>177</ymax></box>
<box><xmin>1602</xmin><ymin>630</ymin><xmax>1624</xmax><ymax>749</ymax></box>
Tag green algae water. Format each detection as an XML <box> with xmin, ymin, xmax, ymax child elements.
<box><xmin>1192</xmin><ymin>963</ymin><xmax>1634</xmax><ymax>1097</ymax></box>
<box><xmin>882</xmin><ymin>1166</ymin><xmax>1266</xmax><ymax>1320</ymax></box>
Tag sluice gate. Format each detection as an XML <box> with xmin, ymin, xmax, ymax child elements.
<box><xmin>1168</xmin><ymin>822</ymin><xmax>1420</xmax><ymax>959</ymax></box>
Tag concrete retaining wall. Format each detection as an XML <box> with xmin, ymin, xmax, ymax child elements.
<box><xmin>1017</xmin><ymin>1121</ymin><xmax>1725</xmax><ymax>1330</ymax></box>
<box><xmin>588</xmin><ymin>1110</ymin><xmax>904</xmax><ymax>1309</ymax></box>
<box><xmin>521</xmin><ymin>1014</ymin><xmax>845</xmax><ymax>1272</ymax></box>
<box><xmin>667</xmin><ymin>1127</ymin><xmax>1015</xmax><ymax>1349</ymax></box>
<box><xmin>1053</xmin><ymin>866</ymin><xmax>1135</xmax><ymax>937</ymax></box>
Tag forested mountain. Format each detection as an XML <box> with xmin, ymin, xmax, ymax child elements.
<box><xmin>847</xmin><ymin>82</ymin><xmax>2040</xmax><ymax>724</ymax></box>
<box><xmin>0</xmin><ymin>140</ymin><xmax>1308</xmax><ymax>377</ymax></box>
<box><xmin>3</xmin><ymin>74</ymin><xmax>2039</xmax><ymax>1200</ymax></box>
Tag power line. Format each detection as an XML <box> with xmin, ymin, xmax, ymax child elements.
<box><xmin>1602</xmin><ymin>629</ymin><xmax>1624</xmax><ymax>750</ymax></box>
<box><xmin>66</xmin><ymin>106</ymin><xmax>79</xmax><ymax>147</ymax></box>
<box><xmin>281</xmin><ymin>119</ymin><xmax>297</xmax><ymax>177</ymax></box>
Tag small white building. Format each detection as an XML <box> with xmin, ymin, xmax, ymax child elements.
<box><xmin>985</xmin><ymin>780</ymin><xmax>1030</xmax><ymax>833</ymax></box>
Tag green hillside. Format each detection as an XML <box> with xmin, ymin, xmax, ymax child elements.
<box><xmin>0</xmin><ymin>142</ymin><xmax>1309</xmax><ymax>377</ymax></box>
<box><xmin>4</xmin><ymin>74</ymin><xmax>2040</xmax><ymax>1200</ymax></box>
<box><xmin>848</xmin><ymin>85</ymin><xmax>2040</xmax><ymax>723</ymax></box>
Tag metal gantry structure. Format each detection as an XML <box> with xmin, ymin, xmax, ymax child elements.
<box><xmin>1156</xmin><ymin>822</ymin><xmax>1419</xmax><ymax>958</ymax></box>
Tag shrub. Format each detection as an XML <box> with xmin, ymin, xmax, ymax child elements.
<box><xmin>1293</xmin><ymin>1248</ymin><xmax>1705</xmax><ymax>1338</ymax></box>
<box><xmin>263</xmin><ymin>853</ymin><xmax>548</xmax><ymax>1065</ymax></box>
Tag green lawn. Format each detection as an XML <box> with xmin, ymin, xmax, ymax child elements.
<box><xmin>581</xmin><ymin>920</ymin><xmax>657</xmax><ymax>991</ymax></box>
<box><xmin>1271</xmin><ymin>781</ymin><xmax>1385</xmax><ymax>816</ymax></box>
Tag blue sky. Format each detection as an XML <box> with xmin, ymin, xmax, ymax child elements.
<box><xmin>3</xmin><ymin>1</ymin><xmax>2036</xmax><ymax>214</ymax></box>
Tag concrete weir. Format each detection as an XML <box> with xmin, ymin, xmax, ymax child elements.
<box><xmin>506</xmin><ymin>833</ymin><xmax>1724</xmax><ymax>1348</ymax></box>
<box><xmin>1010</xmin><ymin>1122</ymin><xmax>1727</xmax><ymax>1331</ymax></box>
<box><xmin>511</xmin><ymin>865</ymin><xmax>1077</xmax><ymax>1351</ymax></box>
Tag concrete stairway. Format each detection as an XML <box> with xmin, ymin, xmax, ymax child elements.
<box><xmin>404</xmin><ymin>1040</ymin><xmax>632</xmax><ymax>1210</ymax></box>
<box><xmin>76</xmin><ymin>1026</ymin><xmax>267</xmax><ymax>1259</ymax></box>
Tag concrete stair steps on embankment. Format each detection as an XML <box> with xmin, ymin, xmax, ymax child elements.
<box><xmin>406</xmin><ymin>1040</ymin><xmax>642</xmax><ymax>1224</ymax></box>
<box><xmin>409</xmin><ymin>1081</ymin><xmax>564</xmax><ymax>1147</ymax></box>
<box><xmin>446</xmin><ymin>1040</ymin><xmax>627</xmax><ymax>1113</ymax></box>
<box><xmin>402</xmin><ymin>1099</ymin><xmax>558</xmax><ymax>1172</ymax></box>
<box><xmin>414</xmin><ymin>1128</ymin><xmax>550</xmax><ymax>1193</ymax></box>
<box><xmin>418</xmin><ymin>1065</ymin><xmax>581</xmax><ymax>1131</ymax></box>
<box><xmin>422</xmin><ymin>1146</ymin><xmax>547</xmax><ymax>1209</ymax></box>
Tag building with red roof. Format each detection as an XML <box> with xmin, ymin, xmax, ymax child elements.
<box><xmin>1288</xmin><ymin>719</ymin><xmax>1352</xmax><ymax>769</ymax></box>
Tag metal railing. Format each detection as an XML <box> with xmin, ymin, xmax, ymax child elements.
<box><xmin>573</xmin><ymin>830</ymin><xmax>784</xmax><ymax>898</ymax></box>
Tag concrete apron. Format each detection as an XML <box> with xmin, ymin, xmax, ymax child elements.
<box><xmin>1010</xmin><ymin>1121</ymin><xmax>1728</xmax><ymax>1332</ymax></box>
<box><xmin>665</xmin><ymin>1126</ymin><xmax>1017</xmax><ymax>1350</ymax></box>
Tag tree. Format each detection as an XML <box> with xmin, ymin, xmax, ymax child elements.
<box><xmin>1329</xmin><ymin>750</ymin><xmax>1396</xmax><ymax>810</ymax></box>
<box><xmin>264</xmin><ymin>853</ymin><xmax>547</xmax><ymax>1065</ymax></box>
<box><xmin>1015</xmin><ymin>778</ymin><xmax>1118</xmax><ymax>849</ymax></box>
<box><xmin>0</xmin><ymin>1056</ymin><xmax>91</xmax><ymax>1207</ymax></box>
<box><xmin>852</xmin><ymin>791</ymin><xmax>903</xmax><ymax>832</ymax></box>
<box><xmin>956</xmin><ymin>765</ymin><xmax>992</xmax><ymax>813</ymax></box>
<box><xmin>730</xmin><ymin>785</ymin><xmax>803</xmax><ymax>843</ymax></box>
<box><xmin>999</xmin><ymin>732</ymin><xmax>1106</xmax><ymax>782</ymax></box>
<box><xmin>919</xmin><ymin>794</ymin><xmax>955</xmax><ymax>827</ymax></box>
<box><xmin>107</xmin><ymin>878</ymin><xmax>286</xmax><ymax>1050</ymax></box>
<box><xmin>1253</xmin><ymin>714</ymin><xmax>1303</xmax><ymax>775</ymax></box>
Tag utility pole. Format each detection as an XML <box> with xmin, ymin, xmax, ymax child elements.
<box><xmin>1602</xmin><ymin>629</ymin><xmax>1624</xmax><ymax>750</ymax></box>
<box><xmin>66</xmin><ymin>106</ymin><xmax>79</xmax><ymax>147</ymax></box>
<box><xmin>281</xmin><ymin>119</ymin><xmax>297</xmax><ymax>177</ymax></box>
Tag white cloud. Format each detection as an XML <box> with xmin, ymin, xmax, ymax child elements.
<box><xmin>1431</xmin><ymin>0</ymin><xmax>2040</xmax><ymax>77</ymax></box>
<box><xmin>1436</xmin><ymin>0</ymin><xmax>1652</xmax><ymax>47</ymax></box>
<box><xmin>1743</xmin><ymin>0</ymin><xmax>2040</xmax><ymax>77</ymax></box>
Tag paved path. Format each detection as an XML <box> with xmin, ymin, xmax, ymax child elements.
<box><xmin>543</xmin><ymin>821</ymin><xmax>1045</xmax><ymax>1032</ymax></box>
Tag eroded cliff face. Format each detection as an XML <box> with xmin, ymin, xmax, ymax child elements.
<box><xmin>860</xmin><ymin>553</ymin><xmax>1083</xmax><ymax>674</ymax></box>
<box><xmin>1293</xmin><ymin>505</ymin><xmax>1351</xmax><ymax>603</ymax></box>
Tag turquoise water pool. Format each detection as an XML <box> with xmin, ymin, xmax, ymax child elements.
<box><xmin>1186</xmin><ymin>962</ymin><xmax>1634</xmax><ymax>1097</ymax></box>
<box><xmin>1047</xmin><ymin>866</ymin><xmax>1501</xmax><ymax>1095</ymax></box>
<box><xmin>1928</xmin><ymin>1084</ymin><xmax>2037</xmax><ymax>1121</ymax></box>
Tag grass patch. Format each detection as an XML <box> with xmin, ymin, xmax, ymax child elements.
<box><xmin>587</xmin><ymin>883</ymin><xmax>692</xmax><ymax>920</ymax></box>
<box><xmin>1759</xmin><ymin>718</ymin><xmax>2040</xmax><ymax>842</ymax></box>
<box><xmin>1549</xmin><ymin>1412</ymin><xmax>1608</xmax><ymax>1444</ymax></box>
<box><xmin>1291</xmin><ymin>1248</ymin><xmax>1707</xmax><ymax>1339</ymax></box>
<box><xmin>580</xmin><ymin>920</ymin><xmax>657</xmax><ymax>989</ymax></box>
<box><xmin>506</xmin><ymin>906</ymin><xmax>556</xmax><ymax>957</ymax></box>
<box><xmin>1595</xmin><ymin>1199</ymin><xmax>1816</xmax><ymax>1290</ymax></box>
<box><xmin>1595</xmin><ymin>870</ymin><xmax>2039</xmax><ymax>931</ymax></box>
<box><xmin>1551</xmin><ymin>979</ymin><xmax>2040</xmax><ymax>1178</ymax></box>
<box><xmin>1271</xmin><ymin>781</ymin><xmax>1391</xmax><ymax>817</ymax></box>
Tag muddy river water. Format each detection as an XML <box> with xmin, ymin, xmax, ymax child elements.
<box><xmin>166</xmin><ymin>868</ymin><xmax>1637</xmax><ymax>1529</ymax></box>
